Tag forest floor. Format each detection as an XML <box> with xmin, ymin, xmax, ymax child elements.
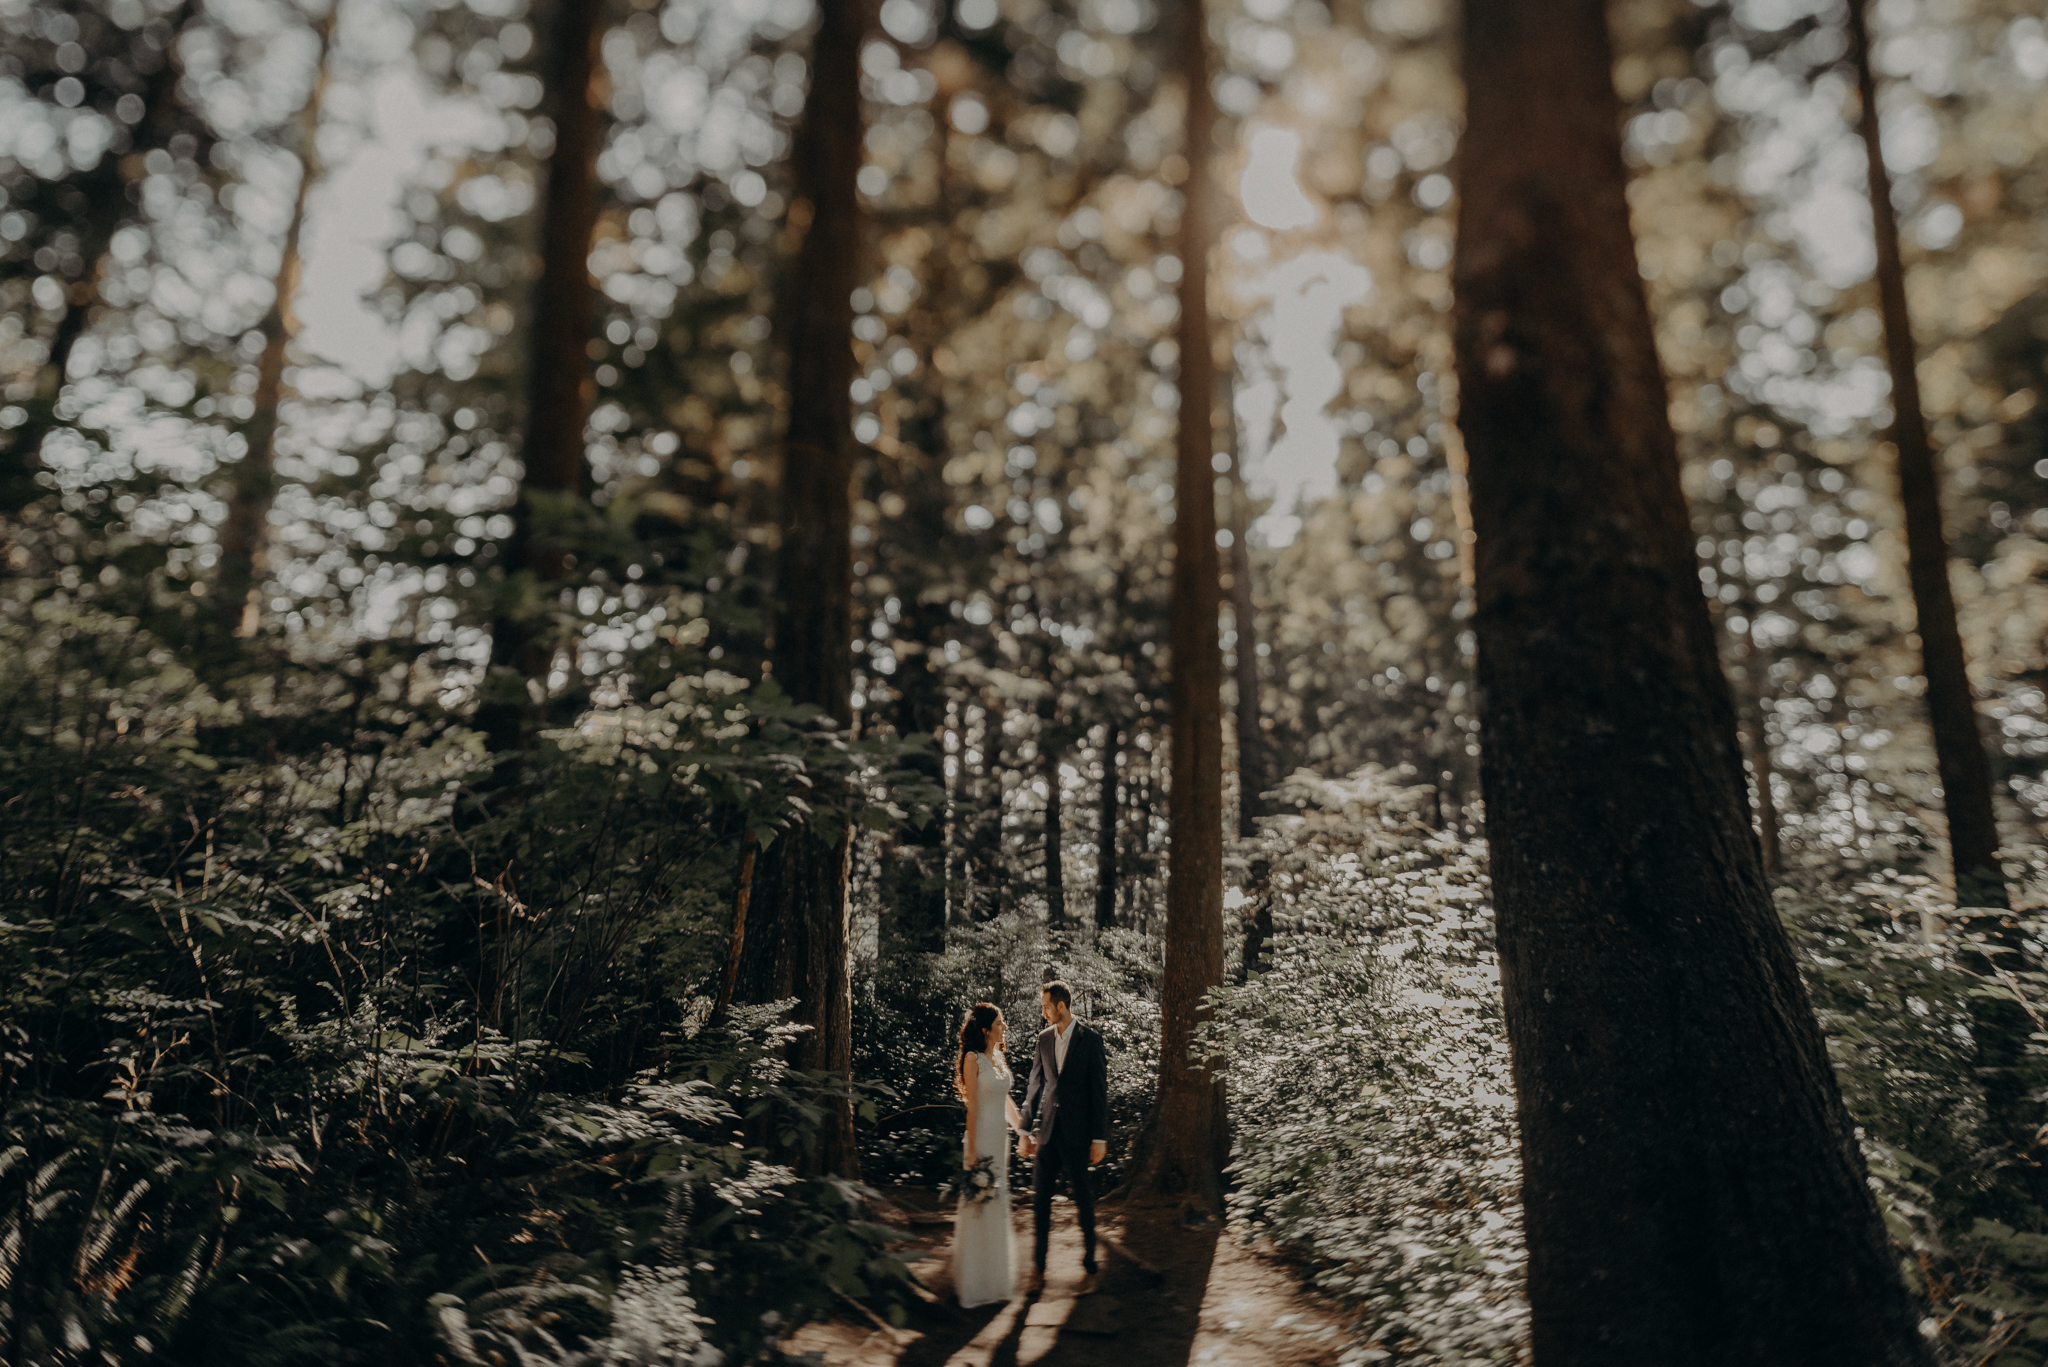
<box><xmin>781</xmin><ymin>1187</ymin><xmax>1360</xmax><ymax>1367</ymax></box>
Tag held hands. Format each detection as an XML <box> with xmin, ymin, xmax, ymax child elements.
<box><xmin>1012</xmin><ymin>1135</ymin><xmax>1106</xmax><ymax>1163</ymax></box>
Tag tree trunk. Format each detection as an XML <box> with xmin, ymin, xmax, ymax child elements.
<box><xmin>1452</xmin><ymin>1</ymin><xmax>1933</xmax><ymax>1361</ymax></box>
<box><xmin>710</xmin><ymin>832</ymin><xmax>758</xmax><ymax>1027</ymax></box>
<box><xmin>1044</xmin><ymin>743</ymin><xmax>1066</xmax><ymax>926</ymax></box>
<box><xmin>736</xmin><ymin>0</ymin><xmax>869</xmax><ymax>1180</ymax></box>
<box><xmin>2</xmin><ymin>0</ymin><xmax>200</xmax><ymax>509</ymax></box>
<box><xmin>1730</xmin><ymin>607</ymin><xmax>1782</xmax><ymax>877</ymax></box>
<box><xmin>878</xmin><ymin>92</ymin><xmax>957</xmax><ymax>955</ymax></box>
<box><xmin>1096</xmin><ymin>722</ymin><xmax>1119</xmax><ymax>931</ymax></box>
<box><xmin>1237</xmin><ymin>856</ymin><xmax>1273</xmax><ymax>986</ymax></box>
<box><xmin>1219</xmin><ymin>370</ymin><xmax>1267</xmax><ymax>838</ymax></box>
<box><xmin>1847</xmin><ymin>1</ymin><xmax>2003</xmax><ymax>910</ymax></box>
<box><xmin>1130</xmin><ymin>743</ymin><xmax>1157</xmax><ymax>933</ymax></box>
<box><xmin>1848</xmin><ymin>0</ymin><xmax>2036</xmax><ymax>1185</ymax></box>
<box><xmin>880</xmin><ymin>492</ymin><xmax>951</xmax><ymax>951</ymax></box>
<box><xmin>480</xmin><ymin>0</ymin><xmax>605</xmax><ymax>750</ymax></box>
<box><xmin>943</xmin><ymin>702</ymin><xmax>960</xmax><ymax>929</ymax></box>
<box><xmin>883</xmin><ymin>618</ymin><xmax>948</xmax><ymax>951</ymax></box>
<box><xmin>1135</xmin><ymin>0</ymin><xmax>1228</xmax><ymax>1209</ymax></box>
<box><xmin>1740</xmin><ymin>711</ymin><xmax>1782</xmax><ymax>877</ymax></box>
<box><xmin>217</xmin><ymin>11</ymin><xmax>334</xmax><ymax>635</ymax></box>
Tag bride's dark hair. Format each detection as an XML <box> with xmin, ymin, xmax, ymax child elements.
<box><xmin>955</xmin><ymin>1002</ymin><xmax>1003</xmax><ymax>1099</ymax></box>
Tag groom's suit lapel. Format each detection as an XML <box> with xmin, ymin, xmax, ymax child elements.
<box><xmin>1046</xmin><ymin>1021</ymin><xmax>1092</xmax><ymax>1082</ymax></box>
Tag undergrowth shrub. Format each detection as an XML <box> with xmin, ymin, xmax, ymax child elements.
<box><xmin>0</xmin><ymin>590</ymin><xmax>921</xmax><ymax>1365</ymax></box>
<box><xmin>1215</xmin><ymin>765</ymin><xmax>2048</xmax><ymax>1367</ymax></box>
<box><xmin>852</xmin><ymin>913</ymin><xmax>1162</xmax><ymax>1193</ymax></box>
<box><xmin>1214</xmin><ymin>768</ymin><xmax>1528</xmax><ymax>1366</ymax></box>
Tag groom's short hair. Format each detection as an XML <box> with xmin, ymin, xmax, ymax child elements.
<box><xmin>1042</xmin><ymin>980</ymin><xmax>1072</xmax><ymax>1009</ymax></box>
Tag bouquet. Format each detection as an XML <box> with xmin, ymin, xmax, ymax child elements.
<box><xmin>946</xmin><ymin>1155</ymin><xmax>1001</xmax><ymax>1207</ymax></box>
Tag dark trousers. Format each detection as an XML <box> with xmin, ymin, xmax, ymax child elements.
<box><xmin>1031</xmin><ymin>1117</ymin><xmax>1097</xmax><ymax>1271</ymax></box>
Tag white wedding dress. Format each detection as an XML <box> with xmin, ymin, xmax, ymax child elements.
<box><xmin>953</xmin><ymin>1051</ymin><xmax>1017</xmax><ymax>1307</ymax></box>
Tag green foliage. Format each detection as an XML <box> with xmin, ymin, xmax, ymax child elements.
<box><xmin>1209</xmin><ymin>766</ymin><xmax>2048</xmax><ymax>1366</ymax></box>
<box><xmin>1780</xmin><ymin>863</ymin><xmax>2048</xmax><ymax>1364</ymax></box>
<box><xmin>0</xmin><ymin>585</ymin><xmax>916</xmax><ymax>1365</ymax></box>
<box><xmin>851</xmin><ymin>914</ymin><xmax>1161</xmax><ymax>1193</ymax></box>
<box><xmin>1211</xmin><ymin>770</ymin><xmax>1527</xmax><ymax>1365</ymax></box>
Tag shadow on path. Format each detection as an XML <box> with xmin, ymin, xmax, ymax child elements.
<box><xmin>786</xmin><ymin>1194</ymin><xmax>1347</xmax><ymax>1367</ymax></box>
<box><xmin>897</xmin><ymin>1202</ymin><xmax>1220</xmax><ymax>1367</ymax></box>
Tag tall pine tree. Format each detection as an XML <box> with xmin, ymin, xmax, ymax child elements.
<box><xmin>1453</xmin><ymin>0</ymin><xmax>1932</xmax><ymax>1358</ymax></box>
<box><xmin>734</xmin><ymin>0</ymin><xmax>872</xmax><ymax>1180</ymax></box>
<box><xmin>1132</xmin><ymin>0</ymin><xmax>1228</xmax><ymax>1209</ymax></box>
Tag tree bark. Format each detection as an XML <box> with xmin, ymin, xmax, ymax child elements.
<box><xmin>710</xmin><ymin>832</ymin><xmax>758</xmax><ymax>1027</ymax></box>
<box><xmin>1729</xmin><ymin>606</ymin><xmax>1782</xmax><ymax>877</ymax></box>
<box><xmin>1452</xmin><ymin>1</ymin><xmax>1933</xmax><ymax>1361</ymax></box>
<box><xmin>879</xmin><ymin>95</ymin><xmax>958</xmax><ymax>956</ymax></box>
<box><xmin>1847</xmin><ymin>0</ymin><xmax>2036</xmax><ymax>1184</ymax></box>
<box><xmin>1096</xmin><ymin>722</ymin><xmax>1119</xmax><ymax>931</ymax></box>
<box><xmin>735</xmin><ymin>0</ymin><xmax>870</xmax><ymax>1180</ymax></box>
<box><xmin>217</xmin><ymin>10</ymin><xmax>334</xmax><ymax>635</ymax></box>
<box><xmin>1220</xmin><ymin>371</ymin><xmax>1267</xmax><ymax>838</ymax></box>
<box><xmin>1135</xmin><ymin>0</ymin><xmax>1228</xmax><ymax>1209</ymax></box>
<box><xmin>1237</xmin><ymin>857</ymin><xmax>1273</xmax><ymax>985</ymax></box>
<box><xmin>480</xmin><ymin>0</ymin><xmax>606</xmax><ymax>750</ymax></box>
<box><xmin>1044</xmin><ymin>743</ymin><xmax>1066</xmax><ymax>926</ymax></box>
<box><xmin>1740</xmin><ymin>712</ymin><xmax>1782</xmax><ymax>877</ymax></box>
<box><xmin>884</xmin><ymin>610</ymin><xmax>948</xmax><ymax>952</ymax></box>
<box><xmin>1846</xmin><ymin>1</ymin><xmax>2004</xmax><ymax>910</ymax></box>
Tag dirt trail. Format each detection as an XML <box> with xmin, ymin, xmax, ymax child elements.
<box><xmin>783</xmin><ymin>1191</ymin><xmax>1356</xmax><ymax>1367</ymax></box>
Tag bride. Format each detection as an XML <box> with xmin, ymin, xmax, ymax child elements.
<box><xmin>953</xmin><ymin>1002</ymin><xmax>1025</xmax><ymax>1307</ymax></box>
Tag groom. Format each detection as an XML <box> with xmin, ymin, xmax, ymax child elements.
<box><xmin>1019</xmin><ymin>979</ymin><xmax>1108</xmax><ymax>1294</ymax></box>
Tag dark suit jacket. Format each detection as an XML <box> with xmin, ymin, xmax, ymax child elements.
<box><xmin>1021</xmin><ymin>1020</ymin><xmax>1108</xmax><ymax>1148</ymax></box>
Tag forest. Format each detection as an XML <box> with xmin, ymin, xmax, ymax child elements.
<box><xmin>6</xmin><ymin>0</ymin><xmax>2048</xmax><ymax>1360</ymax></box>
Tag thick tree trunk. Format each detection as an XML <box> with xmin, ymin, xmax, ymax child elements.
<box><xmin>1044</xmin><ymin>744</ymin><xmax>1066</xmax><ymax>926</ymax></box>
<box><xmin>480</xmin><ymin>0</ymin><xmax>605</xmax><ymax>750</ymax></box>
<box><xmin>1219</xmin><ymin>372</ymin><xmax>1266</xmax><ymax>838</ymax></box>
<box><xmin>1096</xmin><ymin>722</ymin><xmax>1119</xmax><ymax>931</ymax></box>
<box><xmin>1136</xmin><ymin>0</ymin><xmax>1228</xmax><ymax>1208</ymax></box>
<box><xmin>736</xmin><ymin>0</ymin><xmax>869</xmax><ymax>1180</ymax></box>
<box><xmin>1847</xmin><ymin>1</ymin><xmax>2003</xmax><ymax>910</ymax></box>
<box><xmin>217</xmin><ymin>12</ymin><xmax>334</xmax><ymax>635</ymax></box>
<box><xmin>1453</xmin><ymin>2</ymin><xmax>1933</xmax><ymax>1361</ymax></box>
